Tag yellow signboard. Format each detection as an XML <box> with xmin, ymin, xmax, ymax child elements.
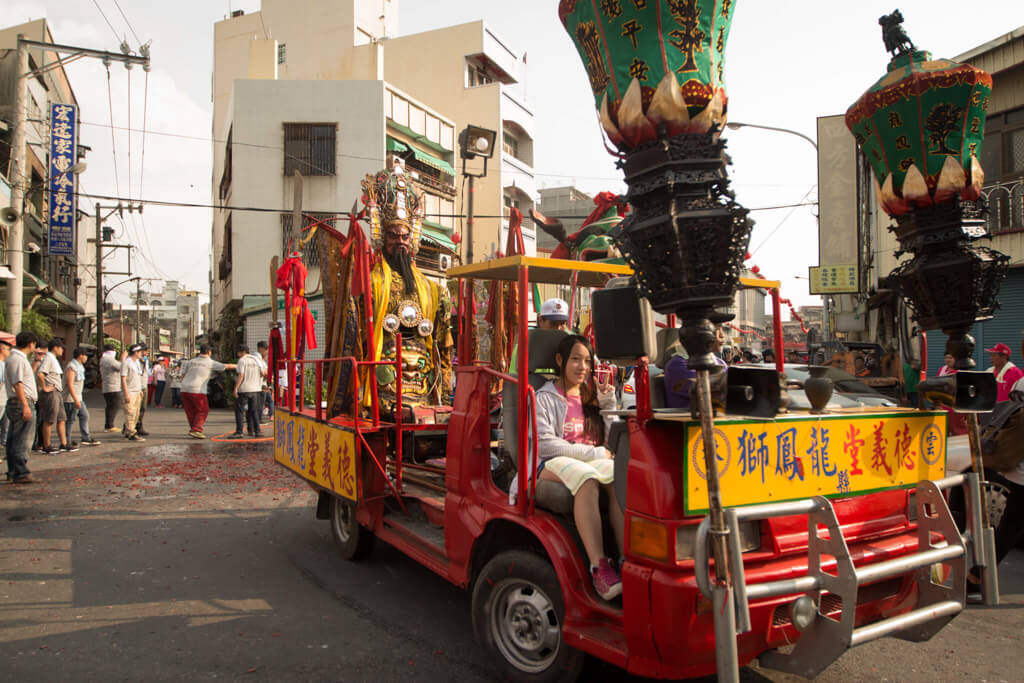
<box><xmin>274</xmin><ymin>410</ymin><xmax>358</xmax><ymax>501</ymax></box>
<box><xmin>809</xmin><ymin>264</ymin><xmax>859</xmax><ymax>294</ymax></box>
<box><xmin>683</xmin><ymin>412</ymin><xmax>946</xmax><ymax>514</ymax></box>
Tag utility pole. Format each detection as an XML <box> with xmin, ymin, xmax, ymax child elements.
<box><xmin>7</xmin><ymin>37</ymin><xmax>28</xmax><ymax>333</ymax></box>
<box><xmin>94</xmin><ymin>203</ymin><xmax>140</xmax><ymax>353</ymax></box>
<box><xmin>7</xmin><ymin>35</ymin><xmax>149</xmax><ymax>336</ymax></box>
<box><xmin>95</xmin><ymin>204</ymin><xmax>103</xmax><ymax>352</ymax></box>
<box><xmin>135</xmin><ymin>278</ymin><xmax>141</xmax><ymax>344</ymax></box>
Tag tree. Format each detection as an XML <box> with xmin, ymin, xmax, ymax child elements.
<box><xmin>926</xmin><ymin>103</ymin><xmax>964</xmax><ymax>156</ymax></box>
<box><xmin>20</xmin><ymin>310</ymin><xmax>52</xmax><ymax>340</ymax></box>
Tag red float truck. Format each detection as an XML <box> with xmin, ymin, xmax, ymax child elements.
<box><xmin>274</xmin><ymin>250</ymin><xmax>992</xmax><ymax>681</ymax></box>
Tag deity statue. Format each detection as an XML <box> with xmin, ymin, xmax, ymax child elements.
<box><xmin>362</xmin><ymin>160</ymin><xmax>453</xmax><ymax>414</ymax></box>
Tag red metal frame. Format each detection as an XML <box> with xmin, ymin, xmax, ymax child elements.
<box><xmin>770</xmin><ymin>287</ymin><xmax>785</xmax><ymax>374</ymax></box>
<box><xmin>273</xmin><ymin>240</ymin><xmax>943</xmax><ymax>679</ymax></box>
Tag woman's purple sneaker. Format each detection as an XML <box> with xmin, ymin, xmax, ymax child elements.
<box><xmin>591</xmin><ymin>557</ymin><xmax>622</xmax><ymax>600</ymax></box>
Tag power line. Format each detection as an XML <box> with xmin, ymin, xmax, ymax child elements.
<box><xmin>91</xmin><ymin>0</ymin><xmax>122</xmax><ymax>42</ymax></box>
<box><xmin>103</xmin><ymin>66</ymin><xmax>122</xmax><ymax>199</ymax></box>
<box><xmin>75</xmin><ymin>120</ymin><xmax>815</xmax><ymax>188</ymax></box>
<box><xmin>749</xmin><ymin>185</ymin><xmax>819</xmax><ymax>256</ymax></box>
<box><xmin>112</xmin><ymin>0</ymin><xmax>143</xmax><ymax>46</ymax></box>
<box><xmin>139</xmin><ymin>72</ymin><xmax>149</xmax><ymax>198</ymax></box>
<box><xmin>126</xmin><ymin>68</ymin><xmax>132</xmax><ymax>203</ymax></box>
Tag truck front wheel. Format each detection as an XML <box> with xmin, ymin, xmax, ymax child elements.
<box><xmin>472</xmin><ymin>549</ymin><xmax>584</xmax><ymax>682</ymax></box>
<box><xmin>329</xmin><ymin>496</ymin><xmax>374</xmax><ymax>561</ymax></box>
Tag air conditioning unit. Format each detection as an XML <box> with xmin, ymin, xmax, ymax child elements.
<box><xmin>439</xmin><ymin>254</ymin><xmax>452</xmax><ymax>271</ymax></box>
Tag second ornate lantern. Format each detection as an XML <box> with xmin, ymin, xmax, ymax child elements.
<box><xmin>845</xmin><ymin>11</ymin><xmax>1008</xmax><ymax>372</ymax></box>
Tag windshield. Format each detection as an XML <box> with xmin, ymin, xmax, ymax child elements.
<box><xmin>752</xmin><ymin>363</ymin><xmax>886</xmax><ymax>397</ymax></box>
<box><xmin>785</xmin><ymin>365</ymin><xmax>884</xmax><ymax>396</ymax></box>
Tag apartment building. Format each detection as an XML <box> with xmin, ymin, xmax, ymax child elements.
<box><xmin>210</xmin><ymin>0</ymin><xmax>535</xmax><ymax>326</ymax></box>
<box><xmin>0</xmin><ymin>19</ymin><xmax>88</xmax><ymax>343</ymax></box>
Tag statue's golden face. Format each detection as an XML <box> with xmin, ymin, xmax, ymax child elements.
<box><xmin>383</xmin><ymin>224</ymin><xmax>412</xmax><ymax>256</ymax></box>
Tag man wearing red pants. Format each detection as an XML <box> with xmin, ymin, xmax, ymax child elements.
<box><xmin>180</xmin><ymin>345</ymin><xmax>236</xmax><ymax>439</ymax></box>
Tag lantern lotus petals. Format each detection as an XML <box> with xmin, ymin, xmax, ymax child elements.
<box><xmin>560</xmin><ymin>0</ymin><xmax>737</xmax><ymax>151</ymax></box>
<box><xmin>846</xmin><ymin>49</ymin><xmax>992</xmax><ymax>217</ymax></box>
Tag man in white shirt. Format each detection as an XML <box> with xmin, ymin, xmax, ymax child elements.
<box><xmin>64</xmin><ymin>347</ymin><xmax>99</xmax><ymax>446</ymax></box>
<box><xmin>229</xmin><ymin>345</ymin><xmax>264</xmax><ymax>438</ymax></box>
<box><xmin>121</xmin><ymin>344</ymin><xmax>147</xmax><ymax>441</ymax></box>
<box><xmin>256</xmin><ymin>340</ymin><xmax>271</xmax><ymax>421</ymax></box>
<box><xmin>36</xmin><ymin>339</ymin><xmax>75</xmax><ymax>454</ymax></box>
<box><xmin>6</xmin><ymin>332</ymin><xmax>39</xmax><ymax>483</ymax></box>
<box><xmin>181</xmin><ymin>345</ymin><xmax>236</xmax><ymax>439</ymax></box>
<box><xmin>0</xmin><ymin>338</ymin><xmax>11</xmax><ymax>448</ymax></box>
<box><xmin>99</xmin><ymin>344</ymin><xmax>125</xmax><ymax>431</ymax></box>
<box><xmin>153</xmin><ymin>358</ymin><xmax>167</xmax><ymax>406</ymax></box>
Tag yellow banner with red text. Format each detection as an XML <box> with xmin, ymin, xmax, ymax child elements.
<box><xmin>683</xmin><ymin>412</ymin><xmax>946</xmax><ymax>514</ymax></box>
<box><xmin>274</xmin><ymin>410</ymin><xmax>358</xmax><ymax>501</ymax></box>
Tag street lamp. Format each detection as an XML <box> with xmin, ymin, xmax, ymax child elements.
<box><xmin>101</xmin><ymin>276</ymin><xmax>139</xmax><ymax>346</ymax></box>
<box><xmin>725</xmin><ymin>121</ymin><xmax>818</xmax><ymax>152</ymax></box>
<box><xmin>457</xmin><ymin>124</ymin><xmax>497</xmax><ymax>266</ymax></box>
<box><xmin>727</xmin><ymin>121</ymin><xmax>827</xmax><ymax>339</ymax></box>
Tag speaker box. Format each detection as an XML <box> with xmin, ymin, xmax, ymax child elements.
<box><xmin>591</xmin><ymin>285</ymin><xmax>655</xmax><ymax>364</ymax></box>
<box><xmin>726</xmin><ymin>367</ymin><xmax>782</xmax><ymax>418</ymax></box>
<box><xmin>917</xmin><ymin>370</ymin><xmax>997</xmax><ymax>413</ymax></box>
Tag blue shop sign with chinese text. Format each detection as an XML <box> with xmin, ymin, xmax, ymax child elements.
<box><xmin>48</xmin><ymin>103</ymin><xmax>77</xmax><ymax>256</ymax></box>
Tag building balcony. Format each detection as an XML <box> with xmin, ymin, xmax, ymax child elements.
<box><xmin>983</xmin><ymin>178</ymin><xmax>1024</xmax><ymax>234</ymax></box>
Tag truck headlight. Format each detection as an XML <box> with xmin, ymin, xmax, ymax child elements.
<box><xmin>676</xmin><ymin>520</ymin><xmax>761</xmax><ymax>562</ymax></box>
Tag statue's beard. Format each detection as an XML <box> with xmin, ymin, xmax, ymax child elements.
<box><xmin>385</xmin><ymin>246</ymin><xmax>417</xmax><ymax>294</ymax></box>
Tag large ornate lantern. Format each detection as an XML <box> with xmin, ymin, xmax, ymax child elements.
<box><xmin>561</xmin><ymin>0</ymin><xmax>752</xmax><ymax>372</ymax></box>
<box><xmin>846</xmin><ymin>11</ymin><xmax>1008</xmax><ymax>371</ymax></box>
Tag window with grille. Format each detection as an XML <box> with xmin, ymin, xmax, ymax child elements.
<box><xmin>982</xmin><ymin>106</ymin><xmax>1024</xmax><ymax>233</ymax></box>
<box><xmin>283</xmin><ymin>123</ymin><xmax>336</xmax><ymax>176</ymax></box>
<box><xmin>503</xmin><ymin>134</ymin><xmax>519</xmax><ymax>159</ymax></box>
<box><xmin>277</xmin><ymin>43</ymin><xmax>286</xmax><ymax>64</ymax></box>
<box><xmin>1008</xmin><ymin>128</ymin><xmax>1024</xmax><ymax>177</ymax></box>
<box><xmin>218</xmin><ymin>215</ymin><xmax>233</xmax><ymax>281</ymax></box>
<box><xmin>281</xmin><ymin>213</ymin><xmax>335</xmax><ymax>266</ymax></box>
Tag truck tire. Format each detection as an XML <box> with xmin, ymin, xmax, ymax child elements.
<box><xmin>472</xmin><ymin>549</ymin><xmax>584</xmax><ymax>682</ymax></box>
<box><xmin>329</xmin><ymin>496</ymin><xmax>374</xmax><ymax>561</ymax></box>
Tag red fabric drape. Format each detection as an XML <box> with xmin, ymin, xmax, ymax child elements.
<box><xmin>275</xmin><ymin>255</ymin><xmax>318</xmax><ymax>352</ymax></box>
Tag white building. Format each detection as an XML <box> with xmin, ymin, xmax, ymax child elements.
<box><xmin>210</xmin><ymin>0</ymin><xmax>536</xmax><ymax>326</ymax></box>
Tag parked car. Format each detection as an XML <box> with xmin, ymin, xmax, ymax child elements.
<box><xmin>755</xmin><ymin>363</ymin><xmax>898</xmax><ymax>408</ymax></box>
<box><xmin>620</xmin><ymin>362</ymin><xmax>890</xmax><ymax>411</ymax></box>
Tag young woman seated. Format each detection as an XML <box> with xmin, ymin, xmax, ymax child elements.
<box><xmin>530</xmin><ymin>334</ymin><xmax>625</xmax><ymax>600</ymax></box>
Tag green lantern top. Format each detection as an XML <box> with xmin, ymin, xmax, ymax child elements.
<box><xmin>845</xmin><ymin>16</ymin><xmax>992</xmax><ymax>216</ymax></box>
<box><xmin>559</xmin><ymin>0</ymin><xmax>737</xmax><ymax>151</ymax></box>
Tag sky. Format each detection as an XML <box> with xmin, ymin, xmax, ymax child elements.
<box><xmin>6</xmin><ymin>0</ymin><xmax>1024</xmax><ymax>312</ymax></box>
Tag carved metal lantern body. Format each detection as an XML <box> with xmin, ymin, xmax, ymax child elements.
<box><xmin>846</xmin><ymin>29</ymin><xmax>1007</xmax><ymax>371</ymax></box>
<box><xmin>561</xmin><ymin>0</ymin><xmax>752</xmax><ymax>371</ymax></box>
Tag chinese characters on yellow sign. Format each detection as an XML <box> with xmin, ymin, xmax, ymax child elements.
<box><xmin>809</xmin><ymin>264</ymin><xmax>859</xmax><ymax>294</ymax></box>
<box><xmin>274</xmin><ymin>410</ymin><xmax>358</xmax><ymax>501</ymax></box>
<box><xmin>683</xmin><ymin>412</ymin><xmax>945</xmax><ymax>514</ymax></box>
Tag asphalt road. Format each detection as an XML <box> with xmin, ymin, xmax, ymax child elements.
<box><xmin>2</xmin><ymin>392</ymin><xmax>1023</xmax><ymax>682</ymax></box>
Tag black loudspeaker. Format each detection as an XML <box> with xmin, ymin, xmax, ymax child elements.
<box><xmin>726</xmin><ymin>367</ymin><xmax>781</xmax><ymax>418</ymax></box>
<box><xmin>591</xmin><ymin>285</ymin><xmax>655</xmax><ymax>364</ymax></box>
<box><xmin>917</xmin><ymin>370</ymin><xmax>997</xmax><ymax>413</ymax></box>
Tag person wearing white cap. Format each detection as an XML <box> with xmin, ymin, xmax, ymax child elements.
<box><xmin>121</xmin><ymin>344</ymin><xmax>147</xmax><ymax>441</ymax></box>
<box><xmin>538</xmin><ymin>298</ymin><xmax>570</xmax><ymax>331</ymax></box>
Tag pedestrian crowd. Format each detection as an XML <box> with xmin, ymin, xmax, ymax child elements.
<box><xmin>5</xmin><ymin>335</ymin><xmax>274</xmax><ymax>484</ymax></box>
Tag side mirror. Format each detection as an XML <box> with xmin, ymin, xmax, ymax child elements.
<box><xmin>917</xmin><ymin>371</ymin><xmax>996</xmax><ymax>413</ymax></box>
